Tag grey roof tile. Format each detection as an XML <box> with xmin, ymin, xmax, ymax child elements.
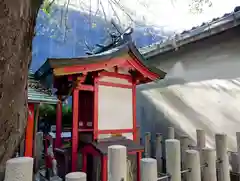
<box><xmin>140</xmin><ymin>6</ymin><xmax>240</xmax><ymax>58</ymax></box>
<box><xmin>28</xmin><ymin>72</ymin><xmax>58</xmax><ymax>104</ymax></box>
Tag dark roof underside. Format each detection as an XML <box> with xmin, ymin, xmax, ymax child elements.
<box><xmin>88</xmin><ymin>137</ymin><xmax>144</xmax><ymax>155</ymax></box>
<box><xmin>35</xmin><ymin>42</ymin><xmax>166</xmax><ymax>79</ymax></box>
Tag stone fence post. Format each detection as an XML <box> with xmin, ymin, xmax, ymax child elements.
<box><xmin>65</xmin><ymin>172</ymin><xmax>86</xmax><ymax>181</ymax></box>
<box><xmin>165</xmin><ymin>139</ymin><xmax>181</xmax><ymax>181</ymax></box>
<box><xmin>4</xmin><ymin>157</ymin><xmax>33</xmax><ymax>181</ymax></box>
<box><xmin>108</xmin><ymin>145</ymin><xmax>127</xmax><ymax>181</ymax></box>
<box><xmin>140</xmin><ymin>158</ymin><xmax>157</xmax><ymax>181</ymax></box>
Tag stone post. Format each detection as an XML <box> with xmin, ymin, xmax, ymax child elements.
<box><xmin>108</xmin><ymin>145</ymin><xmax>127</xmax><ymax>181</ymax></box>
<box><xmin>202</xmin><ymin>148</ymin><xmax>217</xmax><ymax>181</ymax></box>
<box><xmin>180</xmin><ymin>135</ymin><xmax>191</xmax><ymax>169</ymax></box>
<box><xmin>236</xmin><ymin>132</ymin><xmax>240</xmax><ymax>173</ymax></box>
<box><xmin>215</xmin><ymin>134</ymin><xmax>230</xmax><ymax>181</ymax></box>
<box><xmin>155</xmin><ymin>133</ymin><xmax>163</xmax><ymax>173</ymax></box>
<box><xmin>165</xmin><ymin>139</ymin><xmax>181</xmax><ymax>181</ymax></box>
<box><xmin>196</xmin><ymin>129</ymin><xmax>205</xmax><ymax>150</ymax></box>
<box><xmin>34</xmin><ymin>132</ymin><xmax>43</xmax><ymax>172</ymax></box>
<box><xmin>140</xmin><ymin>158</ymin><xmax>158</xmax><ymax>181</ymax></box>
<box><xmin>65</xmin><ymin>172</ymin><xmax>86</xmax><ymax>181</ymax></box>
<box><xmin>144</xmin><ymin>132</ymin><xmax>151</xmax><ymax>158</ymax></box>
<box><xmin>196</xmin><ymin>129</ymin><xmax>205</xmax><ymax>166</ymax></box>
<box><xmin>168</xmin><ymin>127</ymin><xmax>175</xmax><ymax>139</ymax></box>
<box><xmin>4</xmin><ymin>157</ymin><xmax>33</xmax><ymax>181</ymax></box>
<box><xmin>230</xmin><ymin>152</ymin><xmax>238</xmax><ymax>172</ymax></box>
<box><xmin>186</xmin><ymin>150</ymin><xmax>201</xmax><ymax>181</ymax></box>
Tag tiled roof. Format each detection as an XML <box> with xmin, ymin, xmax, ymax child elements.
<box><xmin>140</xmin><ymin>6</ymin><xmax>240</xmax><ymax>58</ymax></box>
<box><xmin>28</xmin><ymin>71</ymin><xmax>58</xmax><ymax>104</ymax></box>
<box><xmin>35</xmin><ymin>40</ymin><xmax>166</xmax><ymax>81</ymax></box>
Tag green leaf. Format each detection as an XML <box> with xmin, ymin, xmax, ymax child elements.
<box><xmin>91</xmin><ymin>23</ymin><xmax>97</xmax><ymax>28</ymax></box>
<box><xmin>41</xmin><ymin>0</ymin><xmax>55</xmax><ymax>16</ymax></box>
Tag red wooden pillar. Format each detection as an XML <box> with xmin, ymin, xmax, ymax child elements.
<box><xmin>55</xmin><ymin>98</ymin><xmax>62</xmax><ymax>148</ymax></box>
<box><xmin>132</xmin><ymin>82</ymin><xmax>137</xmax><ymax>141</ymax></box>
<box><xmin>72</xmin><ymin>88</ymin><xmax>79</xmax><ymax>171</ymax></box>
<box><xmin>101</xmin><ymin>156</ymin><xmax>107</xmax><ymax>181</ymax></box>
<box><xmin>25</xmin><ymin>103</ymin><xmax>34</xmax><ymax>157</ymax></box>
<box><xmin>82</xmin><ymin>153</ymin><xmax>87</xmax><ymax>172</ymax></box>
<box><xmin>137</xmin><ymin>152</ymin><xmax>141</xmax><ymax>181</ymax></box>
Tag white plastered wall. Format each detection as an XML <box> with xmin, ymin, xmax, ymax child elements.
<box><xmin>98</xmin><ymin>76</ymin><xmax>133</xmax><ymax>140</ymax></box>
<box><xmin>137</xmin><ymin>34</ymin><xmax>240</xmax><ymax>152</ymax></box>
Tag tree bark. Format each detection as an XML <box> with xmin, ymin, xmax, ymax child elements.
<box><xmin>0</xmin><ymin>0</ymin><xmax>42</xmax><ymax>179</ymax></box>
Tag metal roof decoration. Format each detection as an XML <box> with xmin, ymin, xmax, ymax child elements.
<box><xmin>28</xmin><ymin>71</ymin><xmax>58</xmax><ymax>104</ymax></box>
<box><xmin>140</xmin><ymin>6</ymin><xmax>240</xmax><ymax>58</ymax></box>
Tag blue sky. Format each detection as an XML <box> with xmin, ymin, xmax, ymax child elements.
<box><xmin>54</xmin><ymin>0</ymin><xmax>239</xmax><ymax>33</ymax></box>
<box><xmin>31</xmin><ymin>0</ymin><xmax>239</xmax><ymax>72</ymax></box>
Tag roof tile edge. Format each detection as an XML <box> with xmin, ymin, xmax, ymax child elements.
<box><xmin>140</xmin><ymin>7</ymin><xmax>240</xmax><ymax>58</ymax></box>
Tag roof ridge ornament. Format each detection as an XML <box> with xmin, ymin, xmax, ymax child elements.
<box><xmin>86</xmin><ymin>19</ymin><xmax>134</xmax><ymax>55</ymax></box>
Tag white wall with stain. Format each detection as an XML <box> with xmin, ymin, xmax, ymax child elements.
<box><xmin>137</xmin><ymin>28</ymin><xmax>240</xmax><ymax>151</ymax></box>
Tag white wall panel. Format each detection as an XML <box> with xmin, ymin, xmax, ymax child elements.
<box><xmin>98</xmin><ymin>85</ymin><xmax>133</xmax><ymax>131</ymax></box>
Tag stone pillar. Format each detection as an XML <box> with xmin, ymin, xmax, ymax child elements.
<box><xmin>165</xmin><ymin>139</ymin><xmax>181</xmax><ymax>181</ymax></box>
<box><xmin>196</xmin><ymin>129</ymin><xmax>205</xmax><ymax>166</ymax></box>
<box><xmin>202</xmin><ymin>148</ymin><xmax>217</xmax><ymax>181</ymax></box>
<box><xmin>34</xmin><ymin>132</ymin><xmax>43</xmax><ymax>172</ymax></box>
<box><xmin>155</xmin><ymin>133</ymin><xmax>163</xmax><ymax>173</ymax></box>
<box><xmin>4</xmin><ymin>157</ymin><xmax>33</xmax><ymax>181</ymax></box>
<box><xmin>140</xmin><ymin>158</ymin><xmax>158</xmax><ymax>181</ymax></box>
<box><xmin>196</xmin><ymin>129</ymin><xmax>205</xmax><ymax>149</ymax></box>
<box><xmin>186</xmin><ymin>150</ymin><xmax>201</xmax><ymax>181</ymax></box>
<box><xmin>180</xmin><ymin>135</ymin><xmax>191</xmax><ymax>169</ymax></box>
<box><xmin>230</xmin><ymin>152</ymin><xmax>238</xmax><ymax>172</ymax></box>
<box><xmin>236</xmin><ymin>132</ymin><xmax>240</xmax><ymax>173</ymax></box>
<box><xmin>215</xmin><ymin>134</ymin><xmax>230</xmax><ymax>181</ymax></box>
<box><xmin>144</xmin><ymin>132</ymin><xmax>151</xmax><ymax>158</ymax></box>
<box><xmin>168</xmin><ymin>127</ymin><xmax>175</xmax><ymax>139</ymax></box>
<box><xmin>65</xmin><ymin>172</ymin><xmax>86</xmax><ymax>181</ymax></box>
<box><xmin>108</xmin><ymin>145</ymin><xmax>127</xmax><ymax>181</ymax></box>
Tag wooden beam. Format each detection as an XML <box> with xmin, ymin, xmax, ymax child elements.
<box><xmin>77</xmin><ymin>84</ymin><xmax>94</xmax><ymax>91</ymax></box>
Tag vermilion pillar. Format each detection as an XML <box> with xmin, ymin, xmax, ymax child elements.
<box><xmin>72</xmin><ymin>88</ymin><xmax>79</xmax><ymax>171</ymax></box>
<box><xmin>132</xmin><ymin>82</ymin><xmax>137</xmax><ymax>141</ymax></box>
<box><xmin>55</xmin><ymin>98</ymin><xmax>62</xmax><ymax>148</ymax></box>
<box><xmin>101</xmin><ymin>156</ymin><xmax>107</xmax><ymax>181</ymax></box>
<box><xmin>137</xmin><ymin>152</ymin><xmax>141</xmax><ymax>181</ymax></box>
<box><xmin>82</xmin><ymin>153</ymin><xmax>87</xmax><ymax>172</ymax></box>
<box><xmin>25</xmin><ymin>103</ymin><xmax>34</xmax><ymax>157</ymax></box>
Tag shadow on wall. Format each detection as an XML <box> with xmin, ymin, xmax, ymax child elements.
<box><xmin>136</xmin><ymin>76</ymin><xmax>240</xmax><ymax>152</ymax></box>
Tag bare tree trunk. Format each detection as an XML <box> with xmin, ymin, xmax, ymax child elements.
<box><xmin>0</xmin><ymin>0</ymin><xmax>42</xmax><ymax>180</ymax></box>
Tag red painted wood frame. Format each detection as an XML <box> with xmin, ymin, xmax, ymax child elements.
<box><xmin>54</xmin><ymin>58</ymin><xmax>126</xmax><ymax>76</ymax></box>
<box><xmin>137</xmin><ymin>151</ymin><xmax>142</xmax><ymax>181</ymax></box>
<box><xmin>81</xmin><ymin>145</ymin><xmax>107</xmax><ymax>181</ymax></box>
<box><xmin>72</xmin><ymin>88</ymin><xmax>79</xmax><ymax>172</ymax></box>
<box><xmin>25</xmin><ymin>103</ymin><xmax>35</xmax><ymax>157</ymax></box>
<box><xmin>53</xmin><ymin>55</ymin><xmax>161</xmax><ymax>81</ymax></box>
<box><xmin>55</xmin><ymin>97</ymin><xmax>62</xmax><ymax>148</ymax></box>
<box><xmin>93</xmin><ymin>74</ymin><xmax>137</xmax><ymax>141</ymax></box>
